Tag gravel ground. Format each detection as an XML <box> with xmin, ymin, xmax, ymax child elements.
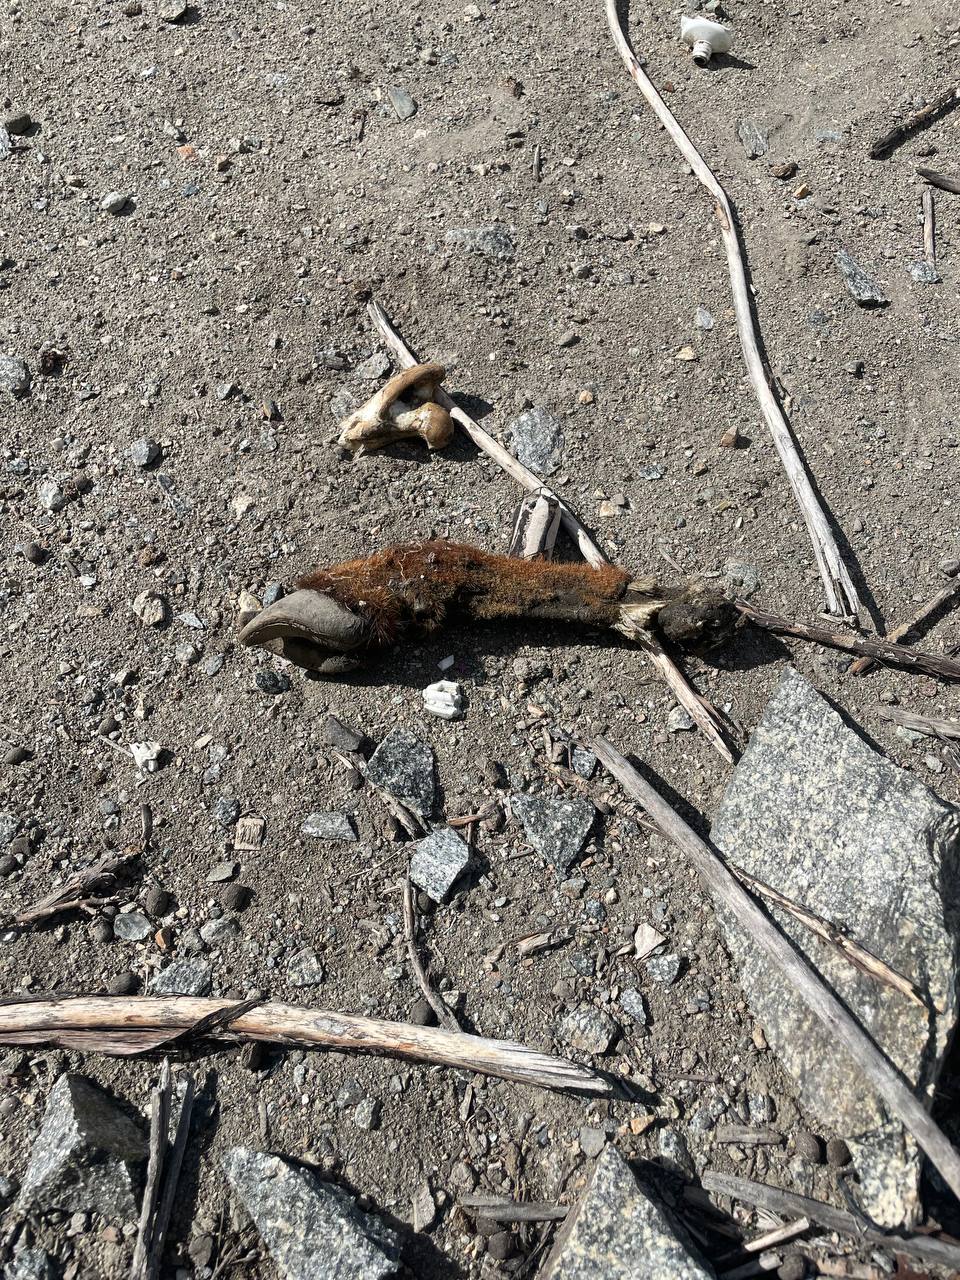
<box><xmin>2</xmin><ymin>0</ymin><xmax>960</xmax><ymax>1275</ymax></box>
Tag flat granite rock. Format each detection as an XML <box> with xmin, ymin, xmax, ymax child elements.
<box><xmin>711</xmin><ymin>669</ymin><xmax>960</xmax><ymax>1227</ymax></box>
<box><xmin>542</xmin><ymin>1147</ymin><xmax>712</xmax><ymax>1279</ymax></box>
<box><xmin>223</xmin><ymin>1148</ymin><xmax>400</xmax><ymax>1280</ymax></box>
<box><xmin>511</xmin><ymin>794</ymin><xmax>595</xmax><ymax>873</ymax></box>
<box><xmin>16</xmin><ymin>1075</ymin><xmax>146</xmax><ymax>1220</ymax></box>
<box><xmin>365</xmin><ymin>728</ymin><xmax>435</xmax><ymax>821</ymax></box>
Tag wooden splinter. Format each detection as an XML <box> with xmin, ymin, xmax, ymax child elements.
<box><xmin>238</xmin><ymin>540</ymin><xmax>739</xmax><ymax>675</ymax></box>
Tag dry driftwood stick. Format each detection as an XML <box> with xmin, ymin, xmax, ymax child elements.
<box><xmin>459</xmin><ymin>1194</ymin><xmax>568</xmax><ymax>1224</ymax></box>
<box><xmin>730</xmin><ymin>864</ymin><xmax>924</xmax><ymax>1006</ymax></box>
<box><xmin>10</xmin><ymin>850</ymin><xmax>138</xmax><ymax>928</ymax></box>
<box><xmin>849</xmin><ymin>579</ymin><xmax>960</xmax><ymax>676</ymax></box>
<box><xmin>740</xmin><ymin>1217</ymin><xmax>810</xmax><ymax>1255</ymax></box>
<box><xmin>918</xmin><ymin>166</ymin><xmax>960</xmax><ymax>196</ymax></box>
<box><xmin>738</xmin><ymin>602</ymin><xmax>960</xmax><ymax>680</ymax></box>
<box><xmin>869</xmin><ymin>87</ymin><xmax>960</xmax><ymax>159</ymax></box>
<box><xmin>0</xmin><ymin>996</ymin><xmax>610</xmax><ymax>1094</ymax></box>
<box><xmin>876</xmin><ymin>705</ymin><xmax>960</xmax><ymax>740</ymax></box>
<box><xmin>701</xmin><ymin>1172</ymin><xmax>960</xmax><ymax>1271</ymax></box>
<box><xmin>589</xmin><ymin>736</ymin><xmax>960</xmax><ymax>1204</ymax></box>
<box><xmin>605</xmin><ymin>2</ymin><xmax>860</xmax><ymax>621</ymax></box>
<box><xmin>131</xmin><ymin>1060</ymin><xmax>172</xmax><ymax>1280</ymax></box>
<box><xmin>923</xmin><ymin>187</ymin><xmax>937</xmax><ymax>266</ymax></box>
<box><xmin>149</xmin><ymin>1072</ymin><xmax>196</xmax><ymax>1280</ymax></box>
<box><xmin>367</xmin><ymin>299</ymin><xmax>736</xmax><ymax>763</ymax></box>
<box><xmin>402</xmin><ymin>875</ymin><xmax>459</xmax><ymax>1032</ymax></box>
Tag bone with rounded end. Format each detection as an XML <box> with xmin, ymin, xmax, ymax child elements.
<box><xmin>338</xmin><ymin>361</ymin><xmax>454</xmax><ymax>453</ymax></box>
<box><xmin>680</xmin><ymin>15</ymin><xmax>733</xmax><ymax>65</ymax></box>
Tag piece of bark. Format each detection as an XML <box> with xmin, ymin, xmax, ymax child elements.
<box><xmin>10</xmin><ymin>851</ymin><xmax>138</xmax><ymax>928</ymax></box>
<box><xmin>918</xmin><ymin>167</ymin><xmax>960</xmax><ymax>196</ymax></box>
<box><xmin>589</xmin><ymin>734</ymin><xmax>960</xmax><ymax>1207</ymax></box>
<box><xmin>0</xmin><ymin>996</ymin><xmax>610</xmax><ymax>1094</ymax></box>
<box><xmin>876</xmin><ymin>706</ymin><xmax>960</xmax><ymax>740</ymax></box>
<box><xmin>605</xmin><ymin>2</ymin><xmax>860</xmax><ymax>620</ymax></box>
<box><xmin>739</xmin><ymin>602</ymin><xmax>960</xmax><ymax>680</ymax></box>
<box><xmin>700</xmin><ymin>1173</ymin><xmax>960</xmax><ymax>1271</ymax></box>
<box><xmin>869</xmin><ymin>87</ymin><xmax>960</xmax><ymax>159</ymax></box>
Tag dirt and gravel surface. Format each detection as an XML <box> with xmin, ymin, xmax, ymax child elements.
<box><xmin>2</xmin><ymin>0</ymin><xmax>960</xmax><ymax>1274</ymax></box>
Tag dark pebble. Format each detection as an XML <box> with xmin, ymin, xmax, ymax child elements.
<box><xmin>255</xmin><ymin>669</ymin><xmax>291</xmax><ymax>695</ymax></box>
<box><xmin>793</xmin><ymin>1131</ymin><xmax>823</xmax><ymax>1163</ymax></box>
<box><xmin>483</xmin><ymin>760</ymin><xmax>508</xmax><ymax>789</ymax></box>
<box><xmin>23</xmin><ymin>542</ymin><xmax>46</xmax><ymax>565</ymax></box>
<box><xmin>487</xmin><ymin>1232</ymin><xmax>515</xmax><ymax>1261</ymax></box>
<box><xmin>144</xmin><ymin>885</ymin><xmax>171</xmax><ymax>917</ymax></box>
<box><xmin>98</xmin><ymin>715</ymin><xmax>120</xmax><ymax>736</ymax></box>
<box><xmin>777</xmin><ymin>1257</ymin><xmax>806</xmax><ymax>1280</ymax></box>
<box><xmin>475</xmin><ymin>1217</ymin><xmax>499</xmax><ymax>1239</ymax></box>
<box><xmin>2</xmin><ymin>746</ymin><xmax>30</xmax><ymax>766</ymax></box>
<box><xmin>106</xmin><ymin>971</ymin><xmax>140</xmax><ymax>995</ymax></box>
<box><xmin>0</xmin><ymin>854</ymin><xmax>18</xmax><ymax>878</ymax></box>
<box><xmin>409</xmin><ymin>998</ymin><xmax>437</xmax><ymax>1027</ymax></box>
<box><xmin>220</xmin><ymin>883</ymin><xmax>251</xmax><ymax>912</ymax></box>
<box><xmin>343</xmin><ymin>767</ymin><xmax>364</xmax><ymax>791</ymax></box>
<box><xmin>320</xmin><ymin>713</ymin><xmax>364</xmax><ymax>752</ymax></box>
<box><xmin>825</xmin><ymin>1137</ymin><xmax>851</xmax><ymax>1167</ymax></box>
<box><xmin>7</xmin><ymin>835</ymin><xmax>30</xmax><ymax>860</ymax></box>
<box><xmin>91</xmin><ymin>919</ymin><xmax>114</xmax><ymax>943</ymax></box>
<box><xmin>383</xmin><ymin>815</ymin><xmax>405</xmax><ymax>842</ymax></box>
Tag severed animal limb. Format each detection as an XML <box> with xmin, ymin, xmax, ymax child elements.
<box><xmin>238</xmin><ymin>540</ymin><xmax>739</xmax><ymax>674</ymax></box>
<box><xmin>338</xmin><ymin>362</ymin><xmax>454</xmax><ymax>454</ymax></box>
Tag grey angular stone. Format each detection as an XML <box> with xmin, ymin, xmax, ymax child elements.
<box><xmin>353</xmin><ymin>351</ymin><xmax>391</xmax><ymax>382</ymax></box>
<box><xmin>620</xmin><ymin>989</ymin><xmax>648</xmax><ymax>1025</ymax></box>
<box><xmin>99</xmin><ymin>190</ymin><xmax>130</xmax><ymax>214</ymax></box>
<box><xmin>386</xmin><ymin>87</ymin><xmax>417</xmax><ymax>120</ymax></box>
<box><xmin>694</xmin><ymin>306</ymin><xmax>714</xmax><ymax>330</ymax></box>
<box><xmin>222</xmin><ymin>1147</ymin><xmax>400</xmax><ymax>1280</ymax></box>
<box><xmin>366</xmin><ymin>728</ymin><xmax>435</xmax><ymax>819</ymax></box>
<box><xmin>444</xmin><ymin>224</ymin><xmax>515</xmax><ymax>262</ymax></box>
<box><xmin>723</xmin><ymin>558</ymin><xmax>759</xmax><ymax>598</ymax></box>
<box><xmin>836</xmin><ymin>249</ymin><xmax>889</xmax><ymax>306</ymax></box>
<box><xmin>711</xmin><ymin>668</ymin><xmax>960</xmax><ymax>1227</ymax></box>
<box><xmin>319</xmin><ymin>713</ymin><xmax>364</xmax><ymax>751</ymax></box>
<box><xmin>0</xmin><ymin>355</ymin><xmax>30</xmax><ymax>397</ymax></box>
<box><xmin>16</xmin><ymin>1075</ymin><xmax>145</xmax><ymax>1220</ymax></box>
<box><xmin>558</xmin><ymin>1005</ymin><xmax>618</xmax><ymax>1055</ymax></box>
<box><xmin>149</xmin><ymin>957</ymin><xmax>212</xmax><ymax>996</ymax></box>
<box><xmin>200</xmin><ymin>918</ymin><xmax>239</xmax><ymax>946</ymax></box>
<box><xmin>112</xmin><ymin>911</ymin><xmax>152</xmax><ymax>942</ymax></box>
<box><xmin>301</xmin><ymin>811</ymin><xmax>358</xmax><ymax>842</ymax></box>
<box><xmin>0</xmin><ymin>813</ymin><xmax>19</xmax><ymax>847</ymax></box>
<box><xmin>410</xmin><ymin>827</ymin><xmax>470</xmax><ymax>903</ymax></box>
<box><xmin>506</xmin><ymin>405</ymin><xmax>563</xmax><ymax>476</ymax></box>
<box><xmin>736</xmin><ymin>118</ymin><xmax>768</xmax><ymax>158</ymax></box>
<box><xmin>511</xmin><ymin>793</ymin><xmax>595</xmax><ymax>872</ymax></box>
<box><xmin>4</xmin><ymin>1246</ymin><xmax>55</xmax><ymax>1280</ymax></box>
<box><xmin>667</xmin><ymin>706</ymin><xmax>695</xmax><ymax>733</ymax></box>
<box><xmin>542</xmin><ymin>1147</ymin><xmax>712</xmax><ymax>1279</ymax></box>
<box><xmin>206</xmin><ymin>860</ymin><xmax>239</xmax><ymax>882</ymax></box>
<box><xmin>129</xmin><ymin>436</ymin><xmax>160</xmax><ymax>467</ymax></box>
<box><xmin>907</xmin><ymin>260</ymin><xmax>940</xmax><ymax>284</ymax></box>
<box><xmin>288</xmin><ymin>947</ymin><xmax>325</xmax><ymax>988</ymax></box>
<box><xmin>37</xmin><ymin>477</ymin><xmax>67</xmax><ymax>513</ymax></box>
<box><xmin>645</xmin><ymin>953</ymin><xmax>681</xmax><ymax>985</ymax></box>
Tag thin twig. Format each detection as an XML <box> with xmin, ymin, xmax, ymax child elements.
<box><xmin>459</xmin><ymin>1194</ymin><xmax>568</xmax><ymax>1224</ymax></box>
<box><xmin>605</xmin><ymin>3</ymin><xmax>860</xmax><ymax>620</ymax></box>
<box><xmin>700</xmin><ymin>1172</ymin><xmax>960</xmax><ymax>1271</ymax></box>
<box><xmin>368</xmin><ymin>299</ymin><xmax>735</xmax><ymax>762</ymax></box>
<box><xmin>730</xmin><ymin>864</ymin><xmax>924</xmax><ymax>1006</ymax></box>
<box><xmin>876</xmin><ymin>706</ymin><xmax>960</xmax><ymax>741</ymax></box>
<box><xmin>0</xmin><ymin>995</ymin><xmax>610</xmax><ymax>1094</ymax></box>
<box><xmin>849</xmin><ymin>579</ymin><xmax>960</xmax><ymax>675</ymax></box>
<box><xmin>402</xmin><ymin>875</ymin><xmax>458</xmax><ymax>1031</ymax></box>
<box><xmin>590</xmin><ymin>736</ymin><xmax>960</xmax><ymax>1204</ymax></box>
<box><xmin>869</xmin><ymin>87</ymin><xmax>960</xmax><ymax>159</ymax></box>
<box><xmin>923</xmin><ymin>188</ymin><xmax>937</xmax><ymax>267</ymax></box>
<box><xmin>148</xmin><ymin>1072</ymin><xmax>195</xmax><ymax>1279</ymax></box>
<box><xmin>918</xmin><ymin>167</ymin><xmax>960</xmax><ymax>196</ymax></box>
<box><xmin>739</xmin><ymin>602</ymin><xmax>960</xmax><ymax>680</ymax></box>
<box><xmin>131</xmin><ymin>1061</ymin><xmax>172</xmax><ymax>1280</ymax></box>
<box><xmin>10</xmin><ymin>850</ymin><xmax>139</xmax><ymax>928</ymax></box>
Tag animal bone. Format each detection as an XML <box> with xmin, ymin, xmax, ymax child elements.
<box><xmin>238</xmin><ymin>540</ymin><xmax>738</xmax><ymax>675</ymax></box>
<box><xmin>338</xmin><ymin>362</ymin><xmax>454</xmax><ymax>453</ymax></box>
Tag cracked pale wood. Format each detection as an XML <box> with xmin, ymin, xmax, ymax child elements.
<box><xmin>605</xmin><ymin>1</ymin><xmax>860</xmax><ymax>620</ymax></box>
<box><xmin>591</xmin><ymin>735</ymin><xmax>960</xmax><ymax>1205</ymax></box>
<box><xmin>876</xmin><ymin>706</ymin><xmax>960</xmax><ymax>741</ymax></box>
<box><xmin>0</xmin><ymin>995</ymin><xmax>610</xmax><ymax>1095</ymax></box>
<box><xmin>368</xmin><ymin>300</ymin><xmax>735</xmax><ymax>763</ymax></box>
<box><xmin>849</xmin><ymin>578</ymin><xmax>960</xmax><ymax>675</ymax></box>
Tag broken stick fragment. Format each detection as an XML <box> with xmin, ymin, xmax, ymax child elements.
<box><xmin>337</xmin><ymin>361</ymin><xmax>454</xmax><ymax>454</ymax></box>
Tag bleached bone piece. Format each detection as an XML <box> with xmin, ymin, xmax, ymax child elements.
<box><xmin>680</xmin><ymin>16</ymin><xmax>733</xmax><ymax>65</ymax></box>
<box><xmin>423</xmin><ymin>680</ymin><xmax>466</xmax><ymax>720</ymax></box>
<box><xmin>338</xmin><ymin>362</ymin><xmax>454</xmax><ymax>453</ymax></box>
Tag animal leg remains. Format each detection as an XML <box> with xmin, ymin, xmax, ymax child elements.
<box><xmin>238</xmin><ymin>540</ymin><xmax>738</xmax><ymax>674</ymax></box>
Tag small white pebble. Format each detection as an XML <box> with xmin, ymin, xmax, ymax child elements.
<box><xmin>423</xmin><ymin>680</ymin><xmax>465</xmax><ymax>720</ymax></box>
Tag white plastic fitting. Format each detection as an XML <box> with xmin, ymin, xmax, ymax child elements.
<box><xmin>423</xmin><ymin>680</ymin><xmax>466</xmax><ymax>720</ymax></box>
<box><xmin>680</xmin><ymin>16</ymin><xmax>733</xmax><ymax>66</ymax></box>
